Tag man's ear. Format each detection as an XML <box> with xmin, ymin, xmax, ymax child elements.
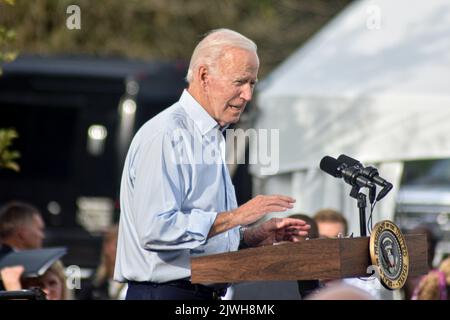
<box><xmin>15</xmin><ymin>227</ymin><xmax>27</xmax><ymax>241</ymax></box>
<box><xmin>197</xmin><ymin>65</ymin><xmax>210</xmax><ymax>88</ymax></box>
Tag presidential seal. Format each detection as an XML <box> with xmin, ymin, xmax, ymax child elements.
<box><xmin>369</xmin><ymin>220</ymin><xmax>409</xmax><ymax>290</ymax></box>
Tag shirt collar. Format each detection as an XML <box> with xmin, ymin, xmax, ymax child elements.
<box><xmin>180</xmin><ymin>89</ymin><xmax>227</xmax><ymax>136</ymax></box>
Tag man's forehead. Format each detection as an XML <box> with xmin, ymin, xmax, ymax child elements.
<box><xmin>31</xmin><ymin>213</ymin><xmax>45</xmax><ymax>225</ymax></box>
<box><xmin>219</xmin><ymin>48</ymin><xmax>258</xmax><ymax>64</ymax></box>
<box><xmin>217</xmin><ymin>50</ymin><xmax>259</xmax><ymax>76</ymax></box>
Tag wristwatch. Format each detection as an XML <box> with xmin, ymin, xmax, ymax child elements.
<box><xmin>239</xmin><ymin>226</ymin><xmax>247</xmax><ymax>242</ymax></box>
<box><xmin>238</xmin><ymin>226</ymin><xmax>249</xmax><ymax>249</ymax></box>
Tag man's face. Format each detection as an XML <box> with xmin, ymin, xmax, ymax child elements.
<box><xmin>317</xmin><ymin>221</ymin><xmax>346</xmax><ymax>238</ymax></box>
<box><xmin>204</xmin><ymin>48</ymin><xmax>259</xmax><ymax>127</ymax></box>
<box><xmin>20</xmin><ymin>214</ymin><xmax>45</xmax><ymax>249</ymax></box>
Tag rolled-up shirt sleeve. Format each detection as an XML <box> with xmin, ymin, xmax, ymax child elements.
<box><xmin>132</xmin><ymin>129</ymin><xmax>217</xmax><ymax>251</ymax></box>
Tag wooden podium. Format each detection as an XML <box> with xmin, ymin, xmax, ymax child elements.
<box><xmin>191</xmin><ymin>235</ymin><xmax>428</xmax><ymax>284</ymax></box>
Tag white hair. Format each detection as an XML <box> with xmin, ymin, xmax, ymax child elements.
<box><xmin>186</xmin><ymin>28</ymin><xmax>258</xmax><ymax>83</ymax></box>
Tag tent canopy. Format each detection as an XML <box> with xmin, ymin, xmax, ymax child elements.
<box><xmin>249</xmin><ymin>0</ymin><xmax>450</xmax><ymax>234</ymax></box>
<box><xmin>252</xmin><ymin>0</ymin><xmax>450</xmax><ymax>176</ymax></box>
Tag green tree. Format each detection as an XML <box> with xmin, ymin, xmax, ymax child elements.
<box><xmin>0</xmin><ymin>0</ymin><xmax>351</xmax><ymax>76</ymax></box>
<box><xmin>0</xmin><ymin>128</ymin><xmax>20</xmax><ymax>172</ymax></box>
<box><xmin>0</xmin><ymin>0</ymin><xmax>17</xmax><ymax>75</ymax></box>
<box><xmin>0</xmin><ymin>0</ymin><xmax>20</xmax><ymax>171</ymax></box>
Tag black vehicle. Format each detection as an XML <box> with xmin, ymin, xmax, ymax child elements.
<box><xmin>395</xmin><ymin>159</ymin><xmax>450</xmax><ymax>266</ymax></box>
<box><xmin>0</xmin><ymin>55</ymin><xmax>188</xmax><ymax>272</ymax></box>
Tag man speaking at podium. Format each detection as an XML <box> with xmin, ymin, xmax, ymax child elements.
<box><xmin>114</xmin><ymin>28</ymin><xmax>310</xmax><ymax>300</ymax></box>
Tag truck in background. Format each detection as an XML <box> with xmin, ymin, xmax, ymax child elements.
<box><xmin>395</xmin><ymin>159</ymin><xmax>450</xmax><ymax>266</ymax></box>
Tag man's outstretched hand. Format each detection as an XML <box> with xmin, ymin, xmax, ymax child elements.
<box><xmin>209</xmin><ymin>195</ymin><xmax>296</xmax><ymax>238</ymax></box>
<box><xmin>243</xmin><ymin>217</ymin><xmax>311</xmax><ymax>247</ymax></box>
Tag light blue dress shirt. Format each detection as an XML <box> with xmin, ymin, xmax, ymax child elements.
<box><xmin>114</xmin><ymin>90</ymin><xmax>240</xmax><ymax>283</ymax></box>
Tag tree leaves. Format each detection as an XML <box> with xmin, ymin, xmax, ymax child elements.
<box><xmin>0</xmin><ymin>0</ymin><xmax>351</xmax><ymax>77</ymax></box>
<box><xmin>0</xmin><ymin>0</ymin><xmax>17</xmax><ymax>75</ymax></box>
<box><xmin>0</xmin><ymin>128</ymin><xmax>20</xmax><ymax>172</ymax></box>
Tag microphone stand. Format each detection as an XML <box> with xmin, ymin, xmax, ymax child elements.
<box><xmin>349</xmin><ymin>186</ymin><xmax>368</xmax><ymax>237</ymax></box>
<box><xmin>357</xmin><ymin>193</ymin><xmax>367</xmax><ymax>237</ymax></box>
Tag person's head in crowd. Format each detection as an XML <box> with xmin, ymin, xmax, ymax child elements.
<box><xmin>186</xmin><ymin>28</ymin><xmax>259</xmax><ymax>128</ymax></box>
<box><xmin>0</xmin><ymin>201</ymin><xmax>45</xmax><ymax>250</ymax></box>
<box><xmin>413</xmin><ymin>257</ymin><xmax>450</xmax><ymax>300</ymax></box>
<box><xmin>23</xmin><ymin>261</ymin><xmax>69</xmax><ymax>300</ymax></box>
<box><xmin>307</xmin><ymin>282</ymin><xmax>374</xmax><ymax>300</ymax></box>
<box><xmin>289</xmin><ymin>214</ymin><xmax>319</xmax><ymax>239</ymax></box>
<box><xmin>403</xmin><ymin>224</ymin><xmax>440</xmax><ymax>299</ymax></box>
<box><xmin>407</xmin><ymin>224</ymin><xmax>438</xmax><ymax>268</ymax></box>
<box><xmin>1</xmin><ymin>261</ymin><xmax>69</xmax><ymax>300</ymax></box>
<box><xmin>94</xmin><ymin>224</ymin><xmax>119</xmax><ymax>284</ymax></box>
<box><xmin>313</xmin><ymin>209</ymin><xmax>348</xmax><ymax>238</ymax></box>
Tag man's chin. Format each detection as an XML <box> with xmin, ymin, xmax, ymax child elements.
<box><xmin>219</xmin><ymin>113</ymin><xmax>242</xmax><ymax>127</ymax></box>
<box><xmin>228</xmin><ymin>116</ymin><xmax>241</xmax><ymax>125</ymax></box>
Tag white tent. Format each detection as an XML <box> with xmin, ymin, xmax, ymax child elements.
<box><xmin>249</xmin><ymin>0</ymin><xmax>450</xmax><ymax>235</ymax></box>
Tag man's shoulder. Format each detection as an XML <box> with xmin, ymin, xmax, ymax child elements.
<box><xmin>131</xmin><ymin>102</ymin><xmax>195</xmax><ymax>150</ymax></box>
<box><xmin>0</xmin><ymin>243</ymin><xmax>13</xmax><ymax>258</ymax></box>
<box><xmin>141</xmin><ymin>101</ymin><xmax>192</xmax><ymax>133</ymax></box>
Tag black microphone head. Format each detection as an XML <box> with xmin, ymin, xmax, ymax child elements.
<box><xmin>376</xmin><ymin>183</ymin><xmax>393</xmax><ymax>201</ymax></box>
<box><xmin>320</xmin><ymin>156</ymin><xmax>343</xmax><ymax>178</ymax></box>
<box><xmin>338</xmin><ymin>154</ymin><xmax>361</xmax><ymax>167</ymax></box>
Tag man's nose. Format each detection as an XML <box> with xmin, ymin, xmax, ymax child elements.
<box><xmin>240</xmin><ymin>83</ymin><xmax>253</xmax><ymax>102</ymax></box>
<box><xmin>40</xmin><ymin>230</ymin><xmax>46</xmax><ymax>239</ymax></box>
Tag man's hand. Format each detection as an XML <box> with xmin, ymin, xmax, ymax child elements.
<box><xmin>209</xmin><ymin>195</ymin><xmax>295</xmax><ymax>238</ymax></box>
<box><xmin>232</xmin><ymin>195</ymin><xmax>295</xmax><ymax>226</ymax></box>
<box><xmin>0</xmin><ymin>265</ymin><xmax>24</xmax><ymax>291</ymax></box>
<box><xmin>243</xmin><ymin>217</ymin><xmax>310</xmax><ymax>247</ymax></box>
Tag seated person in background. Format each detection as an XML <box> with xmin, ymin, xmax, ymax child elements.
<box><xmin>78</xmin><ymin>224</ymin><xmax>127</xmax><ymax>300</ymax></box>
<box><xmin>313</xmin><ymin>209</ymin><xmax>393</xmax><ymax>299</ymax></box>
<box><xmin>306</xmin><ymin>282</ymin><xmax>374</xmax><ymax>300</ymax></box>
<box><xmin>412</xmin><ymin>257</ymin><xmax>450</xmax><ymax>300</ymax></box>
<box><xmin>0</xmin><ymin>201</ymin><xmax>46</xmax><ymax>255</ymax></box>
<box><xmin>403</xmin><ymin>224</ymin><xmax>438</xmax><ymax>299</ymax></box>
<box><xmin>289</xmin><ymin>213</ymin><xmax>321</xmax><ymax>299</ymax></box>
<box><xmin>0</xmin><ymin>261</ymin><xmax>70</xmax><ymax>300</ymax></box>
<box><xmin>313</xmin><ymin>208</ymin><xmax>347</xmax><ymax>238</ymax></box>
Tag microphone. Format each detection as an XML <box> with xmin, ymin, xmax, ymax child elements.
<box><xmin>337</xmin><ymin>154</ymin><xmax>393</xmax><ymax>201</ymax></box>
<box><xmin>320</xmin><ymin>156</ymin><xmax>375</xmax><ymax>189</ymax></box>
<box><xmin>337</xmin><ymin>154</ymin><xmax>362</xmax><ymax>168</ymax></box>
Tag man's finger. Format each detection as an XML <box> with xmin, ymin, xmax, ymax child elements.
<box><xmin>284</xmin><ymin>227</ymin><xmax>309</xmax><ymax>234</ymax></box>
<box><xmin>264</xmin><ymin>198</ymin><xmax>294</xmax><ymax>209</ymax></box>
<box><xmin>265</xmin><ymin>205</ymin><xmax>291</xmax><ymax>213</ymax></box>
<box><xmin>274</xmin><ymin>218</ymin><xmax>309</xmax><ymax>228</ymax></box>
<box><xmin>267</xmin><ymin>195</ymin><xmax>296</xmax><ymax>203</ymax></box>
<box><xmin>285</xmin><ymin>225</ymin><xmax>310</xmax><ymax>233</ymax></box>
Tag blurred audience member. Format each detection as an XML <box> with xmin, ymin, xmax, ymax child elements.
<box><xmin>0</xmin><ymin>261</ymin><xmax>70</xmax><ymax>300</ymax></box>
<box><xmin>80</xmin><ymin>224</ymin><xmax>127</xmax><ymax>299</ymax></box>
<box><xmin>0</xmin><ymin>201</ymin><xmax>45</xmax><ymax>254</ymax></box>
<box><xmin>412</xmin><ymin>257</ymin><xmax>450</xmax><ymax>300</ymax></box>
<box><xmin>307</xmin><ymin>282</ymin><xmax>374</xmax><ymax>300</ymax></box>
<box><xmin>289</xmin><ymin>213</ymin><xmax>322</xmax><ymax>299</ymax></box>
<box><xmin>313</xmin><ymin>209</ymin><xmax>391</xmax><ymax>299</ymax></box>
<box><xmin>403</xmin><ymin>224</ymin><xmax>439</xmax><ymax>299</ymax></box>
<box><xmin>313</xmin><ymin>209</ymin><xmax>347</xmax><ymax>238</ymax></box>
